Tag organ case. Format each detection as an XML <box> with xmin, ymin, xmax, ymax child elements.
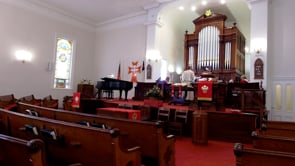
<box><xmin>184</xmin><ymin>11</ymin><xmax>246</xmax><ymax>81</ymax></box>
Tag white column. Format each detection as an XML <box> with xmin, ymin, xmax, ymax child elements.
<box><xmin>144</xmin><ymin>5</ymin><xmax>163</xmax><ymax>82</ymax></box>
<box><xmin>248</xmin><ymin>0</ymin><xmax>269</xmax><ymax>88</ymax></box>
<box><xmin>248</xmin><ymin>0</ymin><xmax>270</xmax><ymax>113</ymax></box>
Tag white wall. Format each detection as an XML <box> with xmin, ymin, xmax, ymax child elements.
<box><xmin>0</xmin><ymin>2</ymin><xmax>96</xmax><ymax>106</ymax></box>
<box><xmin>268</xmin><ymin>0</ymin><xmax>295</xmax><ymax>77</ymax></box>
<box><xmin>95</xmin><ymin>16</ymin><xmax>147</xmax><ymax>98</ymax></box>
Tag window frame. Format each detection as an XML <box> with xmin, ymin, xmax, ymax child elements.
<box><xmin>52</xmin><ymin>34</ymin><xmax>76</xmax><ymax>90</ymax></box>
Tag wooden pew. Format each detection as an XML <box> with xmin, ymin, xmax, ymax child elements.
<box><xmin>0</xmin><ymin>108</ymin><xmax>141</xmax><ymax>166</ymax></box>
<box><xmin>261</xmin><ymin>120</ymin><xmax>295</xmax><ymax>137</ymax></box>
<box><xmin>234</xmin><ymin>143</ymin><xmax>295</xmax><ymax>166</ymax></box>
<box><xmin>207</xmin><ymin>111</ymin><xmax>257</xmax><ymax>143</ymax></box>
<box><xmin>17</xmin><ymin>102</ymin><xmax>176</xmax><ymax>166</ymax></box>
<box><xmin>0</xmin><ymin>133</ymin><xmax>48</xmax><ymax>166</ymax></box>
<box><xmin>252</xmin><ymin>131</ymin><xmax>295</xmax><ymax>153</ymax></box>
<box><xmin>0</xmin><ymin>94</ymin><xmax>17</xmax><ymax>111</ymax></box>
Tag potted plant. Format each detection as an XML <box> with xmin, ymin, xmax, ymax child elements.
<box><xmin>144</xmin><ymin>85</ymin><xmax>163</xmax><ymax>107</ymax></box>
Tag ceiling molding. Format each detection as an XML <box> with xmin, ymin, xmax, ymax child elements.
<box><xmin>96</xmin><ymin>14</ymin><xmax>147</xmax><ymax>32</ymax></box>
<box><xmin>0</xmin><ymin>0</ymin><xmax>96</xmax><ymax>32</ymax></box>
<box><xmin>96</xmin><ymin>11</ymin><xmax>147</xmax><ymax>27</ymax></box>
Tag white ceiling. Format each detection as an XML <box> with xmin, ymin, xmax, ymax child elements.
<box><xmin>25</xmin><ymin>0</ymin><xmax>249</xmax><ymax>25</ymax></box>
<box><xmin>24</xmin><ymin>0</ymin><xmax>250</xmax><ymax>43</ymax></box>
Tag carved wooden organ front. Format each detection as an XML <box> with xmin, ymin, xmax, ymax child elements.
<box><xmin>184</xmin><ymin>11</ymin><xmax>246</xmax><ymax>81</ymax></box>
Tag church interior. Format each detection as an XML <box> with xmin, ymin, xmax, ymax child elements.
<box><xmin>1</xmin><ymin>0</ymin><xmax>295</xmax><ymax>165</ymax></box>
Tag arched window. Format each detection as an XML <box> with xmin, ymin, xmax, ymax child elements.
<box><xmin>53</xmin><ymin>37</ymin><xmax>74</xmax><ymax>89</ymax></box>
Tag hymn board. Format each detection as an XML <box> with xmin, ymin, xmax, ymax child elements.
<box><xmin>184</xmin><ymin>10</ymin><xmax>246</xmax><ymax>81</ymax></box>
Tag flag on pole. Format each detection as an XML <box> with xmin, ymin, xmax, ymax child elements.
<box><xmin>117</xmin><ymin>63</ymin><xmax>121</xmax><ymax>80</ymax></box>
<box><xmin>142</xmin><ymin>61</ymin><xmax>145</xmax><ymax>71</ymax></box>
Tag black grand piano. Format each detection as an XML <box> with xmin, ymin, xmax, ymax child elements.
<box><xmin>96</xmin><ymin>77</ymin><xmax>133</xmax><ymax>100</ymax></box>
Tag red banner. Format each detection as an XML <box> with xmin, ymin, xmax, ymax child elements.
<box><xmin>197</xmin><ymin>81</ymin><xmax>213</xmax><ymax>101</ymax></box>
<box><xmin>72</xmin><ymin>92</ymin><xmax>81</xmax><ymax>108</ymax></box>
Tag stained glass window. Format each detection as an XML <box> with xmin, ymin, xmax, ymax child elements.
<box><xmin>53</xmin><ymin>37</ymin><xmax>74</xmax><ymax>89</ymax></box>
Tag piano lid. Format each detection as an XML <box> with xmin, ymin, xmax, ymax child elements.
<box><xmin>101</xmin><ymin>77</ymin><xmax>132</xmax><ymax>83</ymax></box>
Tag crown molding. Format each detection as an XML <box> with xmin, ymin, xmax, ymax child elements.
<box><xmin>96</xmin><ymin>13</ymin><xmax>147</xmax><ymax>32</ymax></box>
<box><xmin>0</xmin><ymin>0</ymin><xmax>96</xmax><ymax>32</ymax></box>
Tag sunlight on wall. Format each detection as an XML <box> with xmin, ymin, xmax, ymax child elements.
<box><xmin>286</xmin><ymin>84</ymin><xmax>293</xmax><ymax>112</ymax></box>
<box><xmin>275</xmin><ymin>84</ymin><xmax>282</xmax><ymax>111</ymax></box>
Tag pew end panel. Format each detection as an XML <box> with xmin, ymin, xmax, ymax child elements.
<box><xmin>116</xmin><ymin>121</ymin><xmax>176</xmax><ymax>166</ymax></box>
<box><xmin>0</xmin><ymin>108</ymin><xmax>141</xmax><ymax>166</ymax></box>
<box><xmin>0</xmin><ymin>133</ymin><xmax>48</xmax><ymax>166</ymax></box>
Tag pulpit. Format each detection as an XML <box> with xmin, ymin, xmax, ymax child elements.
<box><xmin>191</xmin><ymin>82</ymin><xmax>226</xmax><ymax>111</ymax></box>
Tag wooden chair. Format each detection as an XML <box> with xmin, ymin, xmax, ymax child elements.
<box><xmin>157</xmin><ymin>107</ymin><xmax>170</xmax><ymax>122</ymax></box>
<box><xmin>168</xmin><ymin>109</ymin><xmax>188</xmax><ymax>136</ymax></box>
<box><xmin>140</xmin><ymin>105</ymin><xmax>151</xmax><ymax>121</ymax></box>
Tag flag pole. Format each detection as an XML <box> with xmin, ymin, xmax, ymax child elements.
<box><xmin>117</xmin><ymin>61</ymin><xmax>121</xmax><ymax>80</ymax></box>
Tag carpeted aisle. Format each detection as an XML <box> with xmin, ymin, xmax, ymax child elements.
<box><xmin>175</xmin><ymin>137</ymin><xmax>236</xmax><ymax>166</ymax></box>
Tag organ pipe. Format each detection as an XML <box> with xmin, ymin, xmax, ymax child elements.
<box><xmin>184</xmin><ymin>12</ymin><xmax>246</xmax><ymax>81</ymax></box>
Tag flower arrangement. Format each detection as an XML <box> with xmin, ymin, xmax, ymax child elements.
<box><xmin>145</xmin><ymin>85</ymin><xmax>162</xmax><ymax>99</ymax></box>
<box><xmin>80</xmin><ymin>79</ymin><xmax>92</xmax><ymax>85</ymax></box>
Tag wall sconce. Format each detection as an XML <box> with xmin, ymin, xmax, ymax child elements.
<box><xmin>15</xmin><ymin>50</ymin><xmax>32</xmax><ymax>63</ymax></box>
<box><xmin>146</xmin><ymin>49</ymin><xmax>162</xmax><ymax>62</ymax></box>
<box><xmin>254</xmin><ymin>48</ymin><xmax>262</xmax><ymax>55</ymax></box>
<box><xmin>251</xmin><ymin>38</ymin><xmax>266</xmax><ymax>56</ymax></box>
<box><xmin>168</xmin><ymin>65</ymin><xmax>175</xmax><ymax>73</ymax></box>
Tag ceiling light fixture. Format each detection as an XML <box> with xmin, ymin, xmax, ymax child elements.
<box><xmin>178</xmin><ymin>6</ymin><xmax>184</xmax><ymax>10</ymax></box>
<box><xmin>202</xmin><ymin>0</ymin><xmax>207</xmax><ymax>6</ymax></box>
<box><xmin>191</xmin><ymin>6</ymin><xmax>196</xmax><ymax>11</ymax></box>
<box><xmin>220</xmin><ymin>0</ymin><xmax>226</xmax><ymax>4</ymax></box>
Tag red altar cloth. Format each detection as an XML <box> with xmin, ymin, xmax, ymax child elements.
<box><xmin>96</xmin><ymin>107</ymin><xmax>141</xmax><ymax>120</ymax></box>
<box><xmin>143</xmin><ymin>99</ymin><xmax>163</xmax><ymax>107</ymax></box>
<box><xmin>197</xmin><ymin>81</ymin><xmax>213</xmax><ymax>101</ymax></box>
<box><xmin>72</xmin><ymin>92</ymin><xmax>81</xmax><ymax>108</ymax></box>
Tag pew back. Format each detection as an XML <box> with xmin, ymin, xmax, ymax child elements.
<box><xmin>234</xmin><ymin>143</ymin><xmax>295</xmax><ymax>166</ymax></box>
<box><xmin>0</xmin><ymin>108</ymin><xmax>141</xmax><ymax>166</ymax></box>
<box><xmin>17</xmin><ymin>102</ymin><xmax>175</xmax><ymax>166</ymax></box>
<box><xmin>252</xmin><ymin>131</ymin><xmax>295</xmax><ymax>153</ymax></box>
<box><xmin>18</xmin><ymin>95</ymin><xmax>42</xmax><ymax>106</ymax></box>
<box><xmin>261</xmin><ymin>120</ymin><xmax>295</xmax><ymax>137</ymax></box>
<box><xmin>0</xmin><ymin>94</ymin><xmax>17</xmax><ymax>111</ymax></box>
<box><xmin>0</xmin><ymin>133</ymin><xmax>47</xmax><ymax>166</ymax></box>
